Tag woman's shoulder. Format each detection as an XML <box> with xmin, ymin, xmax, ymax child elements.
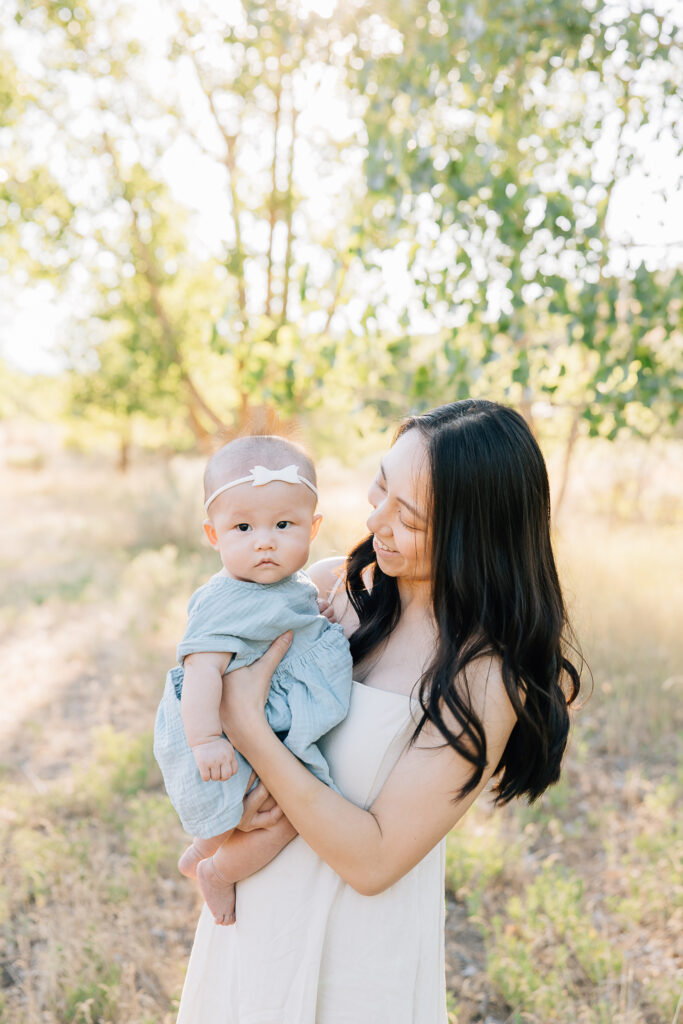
<box><xmin>306</xmin><ymin>556</ymin><xmax>347</xmax><ymax>599</ymax></box>
<box><xmin>455</xmin><ymin>653</ymin><xmax>517</xmax><ymax>735</ymax></box>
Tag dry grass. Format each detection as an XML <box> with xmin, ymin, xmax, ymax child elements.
<box><xmin>0</xmin><ymin>437</ymin><xmax>680</xmax><ymax>1023</ymax></box>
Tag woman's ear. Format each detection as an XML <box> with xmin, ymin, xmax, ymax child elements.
<box><xmin>310</xmin><ymin>513</ymin><xmax>323</xmax><ymax>541</ymax></box>
<box><xmin>203</xmin><ymin>520</ymin><xmax>219</xmax><ymax>548</ymax></box>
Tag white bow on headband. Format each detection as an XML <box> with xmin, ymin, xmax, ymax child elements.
<box><xmin>204</xmin><ymin>464</ymin><xmax>319</xmax><ymax>513</ymax></box>
<box><xmin>251</xmin><ymin>464</ymin><xmax>301</xmax><ymax>487</ymax></box>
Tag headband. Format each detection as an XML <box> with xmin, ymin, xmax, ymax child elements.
<box><xmin>204</xmin><ymin>464</ymin><xmax>319</xmax><ymax>514</ymax></box>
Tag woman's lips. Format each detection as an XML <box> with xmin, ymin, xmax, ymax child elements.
<box><xmin>373</xmin><ymin>536</ymin><xmax>398</xmax><ymax>556</ymax></box>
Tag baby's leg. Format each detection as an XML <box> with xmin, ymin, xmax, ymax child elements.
<box><xmin>197</xmin><ymin>818</ymin><xmax>297</xmax><ymax>927</ymax></box>
<box><xmin>178</xmin><ymin>829</ymin><xmax>232</xmax><ymax>880</ymax></box>
<box><xmin>216</xmin><ymin>816</ymin><xmax>297</xmax><ymax>883</ymax></box>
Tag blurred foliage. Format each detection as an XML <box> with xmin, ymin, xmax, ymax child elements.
<box><xmin>0</xmin><ymin>0</ymin><xmax>681</xmax><ymax>471</ymax></box>
<box><xmin>351</xmin><ymin>0</ymin><xmax>682</xmax><ymax>442</ymax></box>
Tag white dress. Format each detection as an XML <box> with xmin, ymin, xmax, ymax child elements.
<box><xmin>176</xmin><ymin>681</ymin><xmax>447</xmax><ymax>1024</ymax></box>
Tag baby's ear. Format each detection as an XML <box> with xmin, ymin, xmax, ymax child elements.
<box><xmin>310</xmin><ymin>513</ymin><xmax>323</xmax><ymax>541</ymax></box>
<box><xmin>203</xmin><ymin>520</ymin><xmax>219</xmax><ymax>548</ymax></box>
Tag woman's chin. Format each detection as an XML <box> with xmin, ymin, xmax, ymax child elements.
<box><xmin>374</xmin><ymin>550</ymin><xmax>403</xmax><ymax>576</ymax></box>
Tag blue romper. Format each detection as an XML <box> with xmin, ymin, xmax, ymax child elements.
<box><xmin>153</xmin><ymin>570</ymin><xmax>353</xmax><ymax>839</ymax></box>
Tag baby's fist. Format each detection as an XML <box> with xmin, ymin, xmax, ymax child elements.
<box><xmin>317</xmin><ymin>597</ymin><xmax>338</xmax><ymax>623</ymax></box>
<box><xmin>192</xmin><ymin>738</ymin><xmax>238</xmax><ymax>782</ymax></box>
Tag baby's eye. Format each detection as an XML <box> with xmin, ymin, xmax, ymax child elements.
<box><xmin>236</xmin><ymin>523</ymin><xmax>252</xmax><ymax>532</ymax></box>
<box><xmin>276</xmin><ymin>521</ymin><xmax>291</xmax><ymax>530</ymax></box>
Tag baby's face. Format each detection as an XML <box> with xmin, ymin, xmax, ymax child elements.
<box><xmin>205</xmin><ymin>481</ymin><xmax>321</xmax><ymax>583</ymax></box>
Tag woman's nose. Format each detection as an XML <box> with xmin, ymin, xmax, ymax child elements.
<box><xmin>366</xmin><ymin>506</ymin><xmax>389</xmax><ymax>537</ymax></box>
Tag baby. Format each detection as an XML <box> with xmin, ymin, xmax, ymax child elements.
<box><xmin>154</xmin><ymin>435</ymin><xmax>352</xmax><ymax>924</ymax></box>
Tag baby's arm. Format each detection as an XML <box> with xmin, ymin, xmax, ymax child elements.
<box><xmin>182</xmin><ymin>651</ymin><xmax>238</xmax><ymax>781</ymax></box>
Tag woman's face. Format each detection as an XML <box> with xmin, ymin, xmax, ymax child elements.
<box><xmin>366</xmin><ymin>429</ymin><xmax>432</xmax><ymax>585</ymax></box>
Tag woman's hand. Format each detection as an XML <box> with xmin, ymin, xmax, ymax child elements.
<box><xmin>219</xmin><ymin>631</ymin><xmax>293</xmax><ymax>752</ymax></box>
<box><xmin>237</xmin><ymin>778</ymin><xmax>284</xmax><ymax>832</ymax></box>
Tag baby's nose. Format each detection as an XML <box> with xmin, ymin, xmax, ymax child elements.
<box><xmin>254</xmin><ymin>530</ymin><xmax>276</xmax><ymax>549</ymax></box>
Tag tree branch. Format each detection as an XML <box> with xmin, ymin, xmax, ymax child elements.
<box><xmin>266</xmin><ymin>83</ymin><xmax>282</xmax><ymax>319</ymax></box>
<box><xmin>100</xmin><ymin>129</ymin><xmax>227</xmax><ymax>434</ymax></box>
<box><xmin>280</xmin><ymin>93</ymin><xmax>298</xmax><ymax>323</ymax></box>
<box><xmin>187</xmin><ymin>51</ymin><xmax>248</xmax><ymax>319</ymax></box>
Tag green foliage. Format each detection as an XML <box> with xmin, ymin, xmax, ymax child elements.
<box><xmin>487</xmin><ymin>865</ymin><xmax>623</xmax><ymax>1022</ymax></box>
<box><xmin>352</xmin><ymin>0</ymin><xmax>683</xmax><ymax>436</ymax></box>
<box><xmin>445</xmin><ymin>818</ymin><xmax>510</xmax><ymax>916</ymax></box>
<box><xmin>60</xmin><ymin>943</ymin><xmax>122</xmax><ymax>1023</ymax></box>
<box><xmin>39</xmin><ymin>726</ymin><xmax>162</xmax><ymax>828</ymax></box>
<box><xmin>1</xmin><ymin>0</ymin><xmax>681</xmax><ymax>457</ymax></box>
<box><xmin>10</xmin><ymin>825</ymin><xmax>75</xmax><ymax>908</ymax></box>
<box><xmin>2</xmin><ymin>0</ymin><xmax>382</xmax><ymax>444</ymax></box>
<box><xmin>605</xmin><ymin>777</ymin><xmax>682</xmax><ymax>930</ymax></box>
<box><xmin>79</xmin><ymin>726</ymin><xmax>160</xmax><ymax>810</ymax></box>
<box><xmin>126</xmin><ymin>793</ymin><xmax>182</xmax><ymax>878</ymax></box>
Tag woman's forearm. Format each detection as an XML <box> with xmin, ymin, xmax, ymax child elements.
<box><xmin>233</xmin><ymin>715</ymin><xmax>387</xmax><ymax>894</ymax></box>
<box><xmin>217</xmin><ymin>637</ymin><xmax>514</xmax><ymax>896</ymax></box>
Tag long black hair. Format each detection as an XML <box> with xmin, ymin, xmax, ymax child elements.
<box><xmin>345</xmin><ymin>399</ymin><xmax>582</xmax><ymax>804</ymax></box>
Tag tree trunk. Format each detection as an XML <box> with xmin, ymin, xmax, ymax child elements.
<box><xmin>187</xmin><ymin>403</ymin><xmax>218</xmax><ymax>452</ymax></box>
<box><xmin>554</xmin><ymin>407</ymin><xmax>583</xmax><ymax>520</ymax></box>
<box><xmin>519</xmin><ymin>387</ymin><xmax>536</xmax><ymax>436</ymax></box>
<box><xmin>118</xmin><ymin>431</ymin><xmax>130</xmax><ymax>472</ymax></box>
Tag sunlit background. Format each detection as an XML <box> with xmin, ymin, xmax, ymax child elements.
<box><xmin>1</xmin><ymin>0</ymin><xmax>681</xmax><ymax>1021</ymax></box>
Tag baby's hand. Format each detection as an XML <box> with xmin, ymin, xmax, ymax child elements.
<box><xmin>191</xmin><ymin>738</ymin><xmax>238</xmax><ymax>782</ymax></box>
<box><xmin>317</xmin><ymin>597</ymin><xmax>338</xmax><ymax>623</ymax></box>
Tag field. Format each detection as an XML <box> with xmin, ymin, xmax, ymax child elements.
<box><xmin>0</xmin><ymin>434</ymin><xmax>681</xmax><ymax>1024</ymax></box>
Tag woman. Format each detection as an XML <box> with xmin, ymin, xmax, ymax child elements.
<box><xmin>176</xmin><ymin>399</ymin><xmax>581</xmax><ymax>1023</ymax></box>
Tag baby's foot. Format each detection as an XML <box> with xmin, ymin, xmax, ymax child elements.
<box><xmin>197</xmin><ymin>856</ymin><xmax>236</xmax><ymax>926</ymax></box>
<box><xmin>178</xmin><ymin>837</ymin><xmax>221</xmax><ymax>879</ymax></box>
<box><xmin>178</xmin><ymin>843</ymin><xmax>205</xmax><ymax>879</ymax></box>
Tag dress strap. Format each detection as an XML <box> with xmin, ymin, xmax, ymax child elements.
<box><xmin>328</xmin><ymin>566</ymin><xmax>347</xmax><ymax>603</ymax></box>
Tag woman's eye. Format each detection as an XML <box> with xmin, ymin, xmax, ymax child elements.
<box><xmin>276</xmin><ymin>521</ymin><xmax>291</xmax><ymax>530</ymax></box>
<box><xmin>368</xmin><ymin>480</ymin><xmax>384</xmax><ymax>503</ymax></box>
<box><xmin>236</xmin><ymin>523</ymin><xmax>251</xmax><ymax>532</ymax></box>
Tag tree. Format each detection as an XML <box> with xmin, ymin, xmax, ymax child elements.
<box><xmin>3</xmin><ymin>0</ymin><xmax>681</xmax><ymax>477</ymax></box>
<box><xmin>349</xmin><ymin>0</ymin><xmax>683</xmax><ymax>505</ymax></box>
<box><xmin>0</xmin><ymin>27</ymin><xmax>74</xmax><ymax>315</ymax></box>
<box><xmin>6</xmin><ymin>0</ymin><xmax>387</xmax><ymax>452</ymax></box>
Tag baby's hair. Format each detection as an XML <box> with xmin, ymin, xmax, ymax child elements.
<box><xmin>204</xmin><ymin>435</ymin><xmax>317</xmax><ymax>506</ymax></box>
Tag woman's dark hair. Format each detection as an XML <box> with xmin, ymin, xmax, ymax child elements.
<box><xmin>345</xmin><ymin>399</ymin><xmax>582</xmax><ymax>804</ymax></box>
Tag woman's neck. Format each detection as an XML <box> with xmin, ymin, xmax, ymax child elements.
<box><xmin>396</xmin><ymin>576</ymin><xmax>433</xmax><ymax>617</ymax></box>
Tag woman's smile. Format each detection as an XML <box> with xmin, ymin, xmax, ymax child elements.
<box><xmin>372</xmin><ymin>535</ymin><xmax>398</xmax><ymax>555</ymax></box>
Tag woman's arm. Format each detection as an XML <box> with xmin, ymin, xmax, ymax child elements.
<box><xmin>220</xmin><ymin>637</ymin><xmax>517</xmax><ymax>896</ymax></box>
